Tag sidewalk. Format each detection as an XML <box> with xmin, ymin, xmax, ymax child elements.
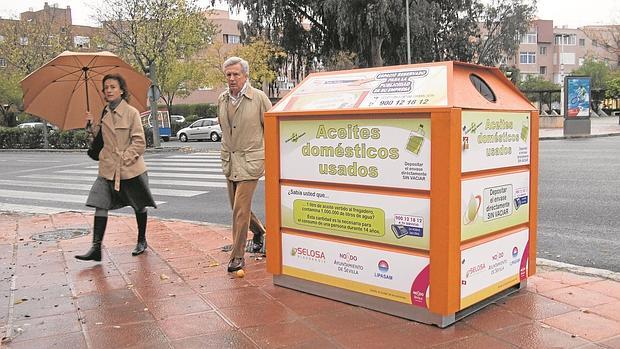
<box><xmin>1</xmin><ymin>212</ymin><xmax>619</xmax><ymax>348</ymax></box>
<box><xmin>539</xmin><ymin>116</ymin><xmax>620</xmax><ymax>139</ymax></box>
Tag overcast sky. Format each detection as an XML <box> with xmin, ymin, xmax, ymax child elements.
<box><xmin>0</xmin><ymin>0</ymin><xmax>618</xmax><ymax>28</ymax></box>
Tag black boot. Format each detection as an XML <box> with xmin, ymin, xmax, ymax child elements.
<box><xmin>75</xmin><ymin>216</ymin><xmax>107</xmax><ymax>261</ymax></box>
<box><xmin>132</xmin><ymin>210</ymin><xmax>148</xmax><ymax>256</ymax></box>
<box><xmin>249</xmin><ymin>212</ymin><xmax>265</xmax><ymax>253</ymax></box>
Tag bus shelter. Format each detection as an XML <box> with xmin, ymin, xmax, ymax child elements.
<box><xmin>263</xmin><ymin>61</ymin><xmax>538</xmax><ymax>327</ymax></box>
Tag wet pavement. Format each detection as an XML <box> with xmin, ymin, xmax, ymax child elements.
<box><xmin>1</xmin><ymin>212</ymin><xmax>619</xmax><ymax>348</ymax></box>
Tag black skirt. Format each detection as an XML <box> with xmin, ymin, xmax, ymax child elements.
<box><xmin>86</xmin><ymin>172</ymin><xmax>157</xmax><ymax>211</ymax></box>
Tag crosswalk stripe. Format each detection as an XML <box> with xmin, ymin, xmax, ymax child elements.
<box><xmin>0</xmin><ymin>180</ymin><xmax>206</xmax><ymax>197</ymax></box>
<box><xmin>58</xmin><ymin>169</ymin><xmax>227</xmax><ymax>180</ymax></box>
<box><xmin>167</xmin><ymin>155</ymin><xmax>220</xmax><ymax>159</ymax></box>
<box><xmin>146</xmin><ymin>159</ymin><xmax>222</xmax><ymax>163</ymax></box>
<box><xmin>85</xmin><ymin>165</ymin><xmax>222</xmax><ymax>173</ymax></box>
<box><xmin>20</xmin><ymin>174</ymin><xmax>227</xmax><ymax>188</ymax></box>
<box><xmin>0</xmin><ymin>188</ymin><xmax>164</xmax><ymax>205</ymax></box>
<box><xmin>0</xmin><ymin>202</ymin><xmax>81</xmax><ymax>215</ymax></box>
<box><xmin>144</xmin><ymin>162</ymin><xmax>222</xmax><ymax>167</ymax></box>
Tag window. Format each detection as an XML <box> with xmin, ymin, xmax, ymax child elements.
<box><xmin>223</xmin><ymin>34</ymin><xmax>240</xmax><ymax>44</ymax></box>
<box><xmin>74</xmin><ymin>36</ymin><xmax>90</xmax><ymax>48</ymax></box>
<box><xmin>540</xmin><ymin>66</ymin><xmax>547</xmax><ymax>75</ymax></box>
<box><xmin>520</xmin><ymin>31</ymin><xmax>537</xmax><ymax>44</ymax></box>
<box><xmin>555</xmin><ymin>34</ymin><xmax>576</xmax><ymax>45</ymax></box>
<box><xmin>469</xmin><ymin>74</ymin><xmax>496</xmax><ymax>102</ymax></box>
<box><xmin>579</xmin><ymin>38</ymin><xmax>585</xmax><ymax>46</ymax></box>
<box><xmin>0</xmin><ymin>58</ymin><xmax>6</xmax><ymax>68</ymax></box>
<box><xmin>19</xmin><ymin>37</ymin><xmax>28</xmax><ymax>46</ymax></box>
<box><xmin>560</xmin><ymin>52</ymin><xmax>576</xmax><ymax>65</ymax></box>
<box><xmin>539</xmin><ymin>46</ymin><xmax>547</xmax><ymax>55</ymax></box>
<box><xmin>579</xmin><ymin>58</ymin><xmax>585</xmax><ymax>66</ymax></box>
<box><xmin>519</xmin><ymin>52</ymin><xmax>536</xmax><ymax>64</ymax></box>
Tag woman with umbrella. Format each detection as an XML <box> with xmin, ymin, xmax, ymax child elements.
<box><xmin>75</xmin><ymin>73</ymin><xmax>156</xmax><ymax>262</ymax></box>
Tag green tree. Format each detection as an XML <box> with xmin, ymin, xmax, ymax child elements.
<box><xmin>225</xmin><ymin>0</ymin><xmax>535</xmax><ymax>69</ymax></box>
<box><xmin>0</xmin><ymin>12</ymin><xmax>71</xmax><ymax>75</ymax></box>
<box><xmin>474</xmin><ymin>0</ymin><xmax>537</xmax><ymax>65</ymax></box>
<box><xmin>571</xmin><ymin>57</ymin><xmax>611</xmax><ymax>90</ymax></box>
<box><xmin>0</xmin><ymin>70</ymin><xmax>22</xmax><ymax>126</ymax></box>
<box><xmin>95</xmin><ymin>0</ymin><xmax>217</xmax><ymax>105</ymax></box>
<box><xmin>517</xmin><ymin>75</ymin><xmax>560</xmax><ymax>104</ymax></box>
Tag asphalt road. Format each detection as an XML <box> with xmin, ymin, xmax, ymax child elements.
<box><xmin>538</xmin><ymin>136</ymin><xmax>620</xmax><ymax>272</ymax></box>
<box><xmin>0</xmin><ymin>135</ymin><xmax>618</xmax><ymax>272</ymax></box>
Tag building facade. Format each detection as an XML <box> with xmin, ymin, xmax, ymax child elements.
<box><xmin>506</xmin><ymin>19</ymin><xmax>618</xmax><ymax>83</ymax></box>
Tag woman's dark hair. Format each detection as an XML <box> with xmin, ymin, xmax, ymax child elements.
<box><xmin>102</xmin><ymin>73</ymin><xmax>130</xmax><ymax>102</ymax></box>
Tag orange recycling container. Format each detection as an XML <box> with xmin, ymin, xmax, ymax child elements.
<box><xmin>263</xmin><ymin>61</ymin><xmax>538</xmax><ymax>327</ymax></box>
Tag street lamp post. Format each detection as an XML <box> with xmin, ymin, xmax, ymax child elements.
<box><xmin>406</xmin><ymin>0</ymin><xmax>411</xmax><ymax>64</ymax></box>
<box><xmin>559</xmin><ymin>34</ymin><xmax>566</xmax><ymax>116</ymax></box>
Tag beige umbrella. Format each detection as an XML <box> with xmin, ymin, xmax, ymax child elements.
<box><xmin>21</xmin><ymin>51</ymin><xmax>151</xmax><ymax>130</ymax></box>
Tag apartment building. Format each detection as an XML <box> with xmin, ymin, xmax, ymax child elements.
<box><xmin>506</xmin><ymin>19</ymin><xmax>618</xmax><ymax>84</ymax></box>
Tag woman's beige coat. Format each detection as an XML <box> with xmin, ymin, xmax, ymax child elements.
<box><xmin>92</xmin><ymin>99</ymin><xmax>147</xmax><ymax>190</ymax></box>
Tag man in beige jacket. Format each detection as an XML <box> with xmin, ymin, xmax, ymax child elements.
<box><xmin>218</xmin><ymin>57</ymin><xmax>271</xmax><ymax>272</ymax></box>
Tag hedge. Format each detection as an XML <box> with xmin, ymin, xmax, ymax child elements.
<box><xmin>0</xmin><ymin>127</ymin><xmax>154</xmax><ymax>149</ymax></box>
<box><xmin>167</xmin><ymin>104</ymin><xmax>217</xmax><ymax>119</ymax></box>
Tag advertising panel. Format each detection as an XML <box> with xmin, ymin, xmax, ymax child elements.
<box><xmin>280</xmin><ymin>118</ymin><xmax>431</xmax><ymax>190</ymax></box>
<box><xmin>564</xmin><ymin>76</ymin><xmax>591</xmax><ymax>119</ymax></box>
<box><xmin>271</xmin><ymin>66</ymin><xmax>448</xmax><ymax>113</ymax></box>
<box><xmin>461</xmin><ymin>171</ymin><xmax>530</xmax><ymax>241</ymax></box>
<box><xmin>282</xmin><ymin>233</ymin><xmax>430</xmax><ymax>307</ymax></box>
<box><xmin>281</xmin><ymin>185</ymin><xmax>430</xmax><ymax>250</ymax></box>
<box><xmin>460</xmin><ymin>229</ymin><xmax>529</xmax><ymax>309</ymax></box>
<box><xmin>461</xmin><ymin>111</ymin><xmax>530</xmax><ymax>173</ymax></box>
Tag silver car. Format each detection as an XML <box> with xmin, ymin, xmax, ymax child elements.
<box><xmin>177</xmin><ymin>118</ymin><xmax>222</xmax><ymax>142</ymax></box>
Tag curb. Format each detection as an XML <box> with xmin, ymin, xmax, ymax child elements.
<box><xmin>537</xmin><ymin>258</ymin><xmax>620</xmax><ymax>282</ymax></box>
<box><xmin>540</xmin><ymin>132</ymin><xmax>620</xmax><ymax>141</ymax></box>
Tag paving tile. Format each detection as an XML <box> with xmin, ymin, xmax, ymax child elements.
<box><xmin>144</xmin><ymin>293</ymin><xmax>213</xmax><ymax>320</ymax></box>
<box><xmin>497</xmin><ymin>292</ymin><xmax>577</xmax><ymax>320</ymax></box>
<box><xmin>273</xmin><ymin>289</ymin><xmax>352</xmax><ymax>317</ymax></box>
<box><xmin>10</xmin><ymin>313</ymin><xmax>82</xmax><ymax>343</ymax></box>
<box><xmin>134</xmin><ymin>281</ymin><xmax>196</xmax><ymax>301</ymax></box>
<box><xmin>13</xmin><ymin>296</ymin><xmax>76</xmax><ymax>320</ymax></box>
<box><xmin>403</xmin><ymin>321</ymin><xmax>480</xmax><ymax>347</ymax></box>
<box><xmin>13</xmin><ymin>283</ymin><xmax>73</xmax><ymax>301</ymax></box>
<box><xmin>303</xmin><ymin>307</ymin><xmax>386</xmax><ymax>336</ymax></box>
<box><xmin>204</xmin><ymin>286</ymin><xmax>272</xmax><ymax>308</ymax></box>
<box><xmin>243</xmin><ymin>319</ymin><xmax>325</xmax><ymax>348</ymax></box>
<box><xmin>85</xmin><ymin>321</ymin><xmax>170</xmax><ymax>349</ymax></box>
<box><xmin>463</xmin><ymin>304</ymin><xmax>530</xmax><ymax>332</ymax></box>
<box><xmin>15</xmin><ymin>270</ymin><xmax>69</xmax><ymax>289</ymax></box>
<box><xmin>170</xmin><ymin>329</ymin><xmax>257</xmax><ymax>348</ymax></box>
<box><xmin>158</xmin><ymin>311</ymin><xmax>232</xmax><ymax>340</ymax></box>
<box><xmin>588</xmin><ymin>301</ymin><xmax>620</xmax><ymax>322</ymax></box>
<box><xmin>429</xmin><ymin>333</ymin><xmax>516</xmax><ymax>349</ymax></box>
<box><xmin>72</xmin><ymin>275</ymin><xmax>128</xmax><ymax>296</ymax></box>
<box><xmin>543</xmin><ymin>310</ymin><xmax>620</xmax><ymax>342</ymax></box>
<box><xmin>2</xmin><ymin>331</ymin><xmax>87</xmax><ymax>349</ymax></box>
<box><xmin>81</xmin><ymin>301</ymin><xmax>155</xmax><ymax>328</ymax></box>
<box><xmin>76</xmin><ymin>288</ymin><xmax>139</xmax><ymax>311</ymax></box>
<box><xmin>541</xmin><ymin>286</ymin><xmax>617</xmax><ymax>308</ymax></box>
<box><xmin>331</xmin><ymin>322</ymin><xmax>429</xmax><ymax>348</ymax></box>
<box><xmin>191</xmin><ymin>274</ymin><xmax>252</xmax><ymax>292</ymax></box>
<box><xmin>526</xmin><ymin>275</ymin><xmax>568</xmax><ymax>293</ymax></box>
<box><xmin>578</xmin><ymin>280</ymin><xmax>620</xmax><ymax>301</ymax></box>
<box><xmin>539</xmin><ymin>271</ymin><xmax>604</xmax><ymax>286</ymax></box>
<box><xmin>494</xmin><ymin>322</ymin><xmax>589</xmax><ymax>348</ymax></box>
<box><xmin>597</xmin><ymin>335</ymin><xmax>620</xmax><ymax>348</ymax></box>
<box><xmin>219</xmin><ymin>301</ymin><xmax>299</xmax><ymax>329</ymax></box>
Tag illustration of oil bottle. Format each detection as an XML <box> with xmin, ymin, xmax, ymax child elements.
<box><xmin>406</xmin><ymin>124</ymin><xmax>425</xmax><ymax>155</ymax></box>
<box><xmin>521</xmin><ymin>117</ymin><xmax>529</xmax><ymax>142</ymax></box>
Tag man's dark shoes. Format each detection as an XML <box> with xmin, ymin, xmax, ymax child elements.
<box><xmin>75</xmin><ymin>246</ymin><xmax>102</xmax><ymax>261</ymax></box>
<box><xmin>132</xmin><ymin>240</ymin><xmax>147</xmax><ymax>256</ymax></box>
<box><xmin>252</xmin><ymin>232</ymin><xmax>264</xmax><ymax>253</ymax></box>
<box><xmin>227</xmin><ymin>257</ymin><xmax>245</xmax><ymax>272</ymax></box>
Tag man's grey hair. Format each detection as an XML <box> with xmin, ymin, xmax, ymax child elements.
<box><xmin>223</xmin><ymin>56</ymin><xmax>250</xmax><ymax>76</ymax></box>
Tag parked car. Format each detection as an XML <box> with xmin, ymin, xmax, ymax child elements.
<box><xmin>17</xmin><ymin>122</ymin><xmax>57</xmax><ymax>133</ymax></box>
<box><xmin>176</xmin><ymin>118</ymin><xmax>222</xmax><ymax>142</ymax></box>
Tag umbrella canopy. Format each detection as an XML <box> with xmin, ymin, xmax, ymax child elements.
<box><xmin>21</xmin><ymin>51</ymin><xmax>151</xmax><ymax>130</ymax></box>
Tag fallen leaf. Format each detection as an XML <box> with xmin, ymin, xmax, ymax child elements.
<box><xmin>160</xmin><ymin>274</ymin><xmax>169</xmax><ymax>280</ymax></box>
<box><xmin>113</xmin><ymin>326</ymin><xmax>121</xmax><ymax>329</ymax></box>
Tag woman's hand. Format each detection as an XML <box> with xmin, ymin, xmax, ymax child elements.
<box><xmin>85</xmin><ymin>111</ymin><xmax>94</xmax><ymax>132</ymax></box>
